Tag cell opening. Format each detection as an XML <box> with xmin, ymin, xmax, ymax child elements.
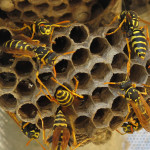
<box><xmin>0</xmin><ymin>72</ymin><xmax>16</xmax><ymax>88</ymax></box>
<box><xmin>0</xmin><ymin>9</ymin><xmax>8</xmax><ymax>19</ymax></box>
<box><xmin>18</xmin><ymin>0</ymin><xmax>30</xmax><ymax>9</ymax></box>
<box><xmin>91</xmin><ymin>63</ymin><xmax>110</xmax><ymax>80</ymax></box>
<box><xmin>59</xmin><ymin>13</ymin><xmax>72</xmax><ymax>22</ymax></box>
<box><xmin>17</xmin><ymin>79</ymin><xmax>35</xmax><ymax>95</ymax></box>
<box><xmin>0</xmin><ymin>53</ymin><xmax>14</xmax><ymax>66</ymax></box>
<box><xmin>52</xmin><ymin>36</ymin><xmax>71</xmax><ymax>53</ymax></box>
<box><xmin>72</xmin><ymin>48</ymin><xmax>89</xmax><ymax>66</ymax></box>
<box><xmin>109</xmin><ymin>116</ymin><xmax>124</xmax><ymax>130</ymax></box>
<box><xmin>93</xmin><ymin>108</ymin><xmax>111</xmax><ymax>126</ymax></box>
<box><xmin>111</xmin><ymin>53</ymin><xmax>128</xmax><ymax>70</ymax></box>
<box><xmin>74</xmin><ymin>73</ymin><xmax>90</xmax><ymax>89</ymax></box>
<box><xmin>111</xmin><ymin>96</ymin><xmax>127</xmax><ymax>112</ymax></box>
<box><xmin>36</xmin><ymin>95</ymin><xmax>53</xmax><ymax>111</ymax></box>
<box><xmin>23</xmin><ymin>11</ymin><xmax>37</xmax><ymax>19</ymax></box>
<box><xmin>90</xmin><ymin>37</ymin><xmax>109</xmax><ymax>55</ymax></box>
<box><xmin>37</xmin><ymin>117</ymin><xmax>54</xmax><ymax>129</ymax></box>
<box><xmin>106</xmin><ymin>28</ymin><xmax>122</xmax><ymax>46</ymax></box>
<box><xmin>74</xmin><ymin>116</ymin><xmax>90</xmax><ymax>129</ymax></box>
<box><xmin>69</xmin><ymin>0</ymin><xmax>82</xmax><ymax>5</ymax></box>
<box><xmin>53</xmin><ymin>3</ymin><xmax>67</xmax><ymax>11</ymax></box>
<box><xmin>0</xmin><ymin>94</ymin><xmax>17</xmax><ymax>110</ymax></box>
<box><xmin>44</xmin><ymin>16</ymin><xmax>54</xmax><ymax>24</ymax></box>
<box><xmin>15</xmin><ymin>61</ymin><xmax>33</xmax><ymax>76</ymax></box>
<box><xmin>130</xmin><ymin>64</ymin><xmax>147</xmax><ymax>83</ymax></box>
<box><xmin>146</xmin><ymin>59</ymin><xmax>150</xmax><ymax>74</ymax></box>
<box><xmin>108</xmin><ymin>73</ymin><xmax>126</xmax><ymax>89</ymax></box>
<box><xmin>0</xmin><ymin>29</ymin><xmax>12</xmax><ymax>46</ymax></box>
<box><xmin>92</xmin><ymin>87</ymin><xmax>113</xmax><ymax>103</ymax></box>
<box><xmin>35</xmin><ymin>3</ymin><xmax>49</xmax><ymax>12</ymax></box>
<box><xmin>69</xmin><ymin>26</ymin><xmax>88</xmax><ymax>43</ymax></box>
<box><xmin>8</xmin><ymin>9</ymin><xmax>21</xmax><ymax>19</ymax></box>
<box><xmin>18</xmin><ymin>103</ymin><xmax>38</xmax><ymax>119</ymax></box>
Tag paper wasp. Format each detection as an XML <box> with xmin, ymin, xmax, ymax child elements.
<box><xmin>6</xmin><ymin>111</ymin><xmax>46</xmax><ymax>150</ymax></box>
<box><xmin>104</xmin><ymin>80</ymin><xmax>150</xmax><ymax>132</ymax></box>
<box><xmin>10</xmin><ymin>19</ymin><xmax>71</xmax><ymax>44</ymax></box>
<box><xmin>106</xmin><ymin>10</ymin><xmax>150</xmax><ymax>76</ymax></box>
<box><xmin>44</xmin><ymin>110</ymin><xmax>90</xmax><ymax>150</ymax></box>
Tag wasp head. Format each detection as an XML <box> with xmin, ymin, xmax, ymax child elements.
<box><xmin>119</xmin><ymin>80</ymin><xmax>132</xmax><ymax>91</ymax></box>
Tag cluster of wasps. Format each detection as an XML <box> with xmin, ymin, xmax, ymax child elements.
<box><xmin>105</xmin><ymin>10</ymin><xmax>150</xmax><ymax>135</ymax></box>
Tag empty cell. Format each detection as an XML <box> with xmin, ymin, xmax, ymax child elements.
<box><xmin>72</xmin><ymin>48</ymin><xmax>89</xmax><ymax>66</ymax></box>
<box><xmin>0</xmin><ymin>29</ymin><xmax>12</xmax><ymax>46</ymax></box>
<box><xmin>146</xmin><ymin>59</ymin><xmax>150</xmax><ymax>74</ymax></box>
<box><xmin>69</xmin><ymin>0</ymin><xmax>82</xmax><ymax>5</ymax></box>
<box><xmin>111</xmin><ymin>53</ymin><xmax>128</xmax><ymax>70</ymax></box>
<box><xmin>44</xmin><ymin>16</ymin><xmax>54</xmax><ymax>24</ymax></box>
<box><xmin>18</xmin><ymin>0</ymin><xmax>31</xmax><ymax>9</ymax></box>
<box><xmin>35</xmin><ymin>3</ymin><xmax>49</xmax><ymax>12</ymax></box>
<box><xmin>59</xmin><ymin>13</ymin><xmax>72</xmax><ymax>22</ymax></box>
<box><xmin>17</xmin><ymin>79</ymin><xmax>35</xmax><ymax>95</ymax></box>
<box><xmin>53</xmin><ymin>3</ymin><xmax>67</xmax><ymax>11</ymax></box>
<box><xmin>111</xmin><ymin>96</ymin><xmax>127</xmax><ymax>112</ymax></box>
<box><xmin>36</xmin><ymin>95</ymin><xmax>53</xmax><ymax>111</ymax></box>
<box><xmin>109</xmin><ymin>116</ymin><xmax>124</xmax><ymax>130</ymax></box>
<box><xmin>74</xmin><ymin>116</ymin><xmax>91</xmax><ymax>129</ymax></box>
<box><xmin>130</xmin><ymin>64</ymin><xmax>147</xmax><ymax>83</ymax></box>
<box><xmin>92</xmin><ymin>87</ymin><xmax>113</xmax><ymax>103</ymax></box>
<box><xmin>90</xmin><ymin>37</ymin><xmax>109</xmax><ymax>55</ymax></box>
<box><xmin>0</xmin><ymin>9</ymin><xmax>8</xmax><ymax>19</ymax></box>
<box><xmin>52</xmin><ymin>36</ymin><xmax>71</xmax><ymax>53</ymax></box>
<box><xmin>37</xmin><ymin>116</ymin><xmax>54</xmax><ymax>129</ymax></box>
<box><xmin>0</xmin><ymin>53</ymin><xmax>14</xmax><ymax>66</ymax></box>
<box><xmin>69</xmin><ymin>26</ymin><xmax>88</xmax><ymax>43</ymax></box>
<box><xmin>55</xmin><ymin>59</ymin><xmax>68</xmax><ymax>73</ymax></box>
<box><xmin>23</xmin><ymin>11</ymin><xmax>37</xmax><ymax>19</ymax></box>
<box><xmin>91</xmin><ymin>63</ymin><xmax>111</xmax><ymax>80</ymax></box>
<box><xmin>106</xmin><ymin>28</ymin><xmax>122</xmax><ymax>46</ymax></box>
<box><xmin>93</xmin><ymin>108</ymin><xmax>111</xmax><ymax>126</ymax></box>
<box><xmin>8</xmin><ymin>9</ymin><xmax>21</xmax><ymax>19</ymax></box>
<box><xmin>0</xmin><ymin>72</ymin><xmax>16</xmax><ymax>88</ymax></box>
<box><xmin>0</xmin><ymin>94</ymin><xmax>17</xmax><ymax>110</ymax></box>
<box><xmin>18</xmin><ymin>103</ymin><xmax>38</xmax><ymax>120</ymax></box>
<box><xmin>15</xmin><ymin>61</ymin><xmax>33</xmax><ymax>76</ymax></box>
<box><xmin>74</xmin><ymin>73</ymin><xmax>90</xmax><ymax>89</ymax></box>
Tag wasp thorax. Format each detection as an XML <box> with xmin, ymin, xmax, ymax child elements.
<box><xmin>119</xmin><ymin>80</ymin><xmax>132</xmax><ymax>90</ymax></box>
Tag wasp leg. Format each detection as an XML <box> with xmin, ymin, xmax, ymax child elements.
<box><xmin>140</xmin><ymin>87</ymin><xmax>147</xmax><ymax>95</ymax></box>
<box><xmin>116</xmin><ymin>129</ymin><xmax>126</xmax><ymax>135</ymax></box>
<box><xmin>105</xmin><ymin>15</ymin><xmax>119</xmax><ymax>26</ymax></box>
<box><xmin>10</xmin><ymin>23</ymin><xmax>31</xmax><ymax>32</ymax></box>
<box><xmin>73</xmin><ymin>76</ymin><xmax>79</xmax><ymax>93</ymax></box>
<box><xmin>106</xmin><ymin>18</ymin><xmax>126</xmax><ymax>35</ymax></box>
<box><xmin>124</xmin><ymin>104</ymin><xmax>132</xmax><ymax>122</ymax></box>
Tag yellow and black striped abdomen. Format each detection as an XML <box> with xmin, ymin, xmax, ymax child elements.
<box><xmin>55</xmin><ymin>90</ymin><xmax>74</xmax><ymax>107</ymax></box>
<box><xmin>131</xmin><ymin>29</ymin><xmax>147</xmax><ymax>59</ymax></box>
<box><xmin>3</xmin><ymin>40</ymin><xmax>33</xmax><ymax>51</ymax></box>
<box><xmin>53</xmin><ymin>110</ymin><xmax>67</xmax><ymax>128</ymax></box>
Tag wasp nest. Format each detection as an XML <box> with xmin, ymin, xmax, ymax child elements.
<box><xmin>1</xmin><ymin>0</ymin><xmax>150</xmax><ymax>149</ymax></box>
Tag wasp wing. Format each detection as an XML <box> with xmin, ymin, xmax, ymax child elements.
<box><xmin>61</xmin><ymin>128</ymin><xmax>70</xmax><ymax>150</ymax></box>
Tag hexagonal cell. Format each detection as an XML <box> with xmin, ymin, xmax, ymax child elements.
<box><xmin>17</xmin><ymin>79</ymin><xmax>35</xmax><ymax>96</ymax></box>
<box><xmin>0</xmin><ymin>94</ymin><xmax>17</xmax><ymax>110</ymax></box>
<box><xmin>111</xmin><ymin>96</ymin><xmax>127</xmax><ymax>112</ymax></box>
<box><xmin>69</xmin><ymin>25</ymin><xmax>88</xmax><ymax>43</ymax></box>
<box><xmin>74</xmin><ymin>116</ymin><xmax>91</xmax><ymax>129</ymax></box>
<box><xmin>111</xmin><ymin>53</ymin><xmax>128</xmax><ymax>70</ymax></box>
<box><xmin>37</xmin><ymin>72</ymin><xmax>56</xmax><ymax>90</ymax></box>
<box><xmin>18</xmin><ymin>0</ymin><xmax>31</xmax><ymax>9</ymax></box>
<box><xmin>37</xmin><ymin>116</ymin><xmax>54</xmax><ymax>129</ymax></box>
<box><xmin>0</xmin><ymin>29</ymin><xmax>12</xmax><ymax>46</ymax></box>
<box><xmin>90</xmin><ymin>37</ymin><xmax>109</xmax><ymax>56</ymax></box>
<box><xmin>91</xmin><ymin>63</ymin><xmax>111</xmax><ymax>81</ymax></box>
<box><xmin>58</xmin><ymin>13</ymin><xmax>72</xmax><ymax>22</ymax></box>
<box><xmin>52</xmin><ymin>36</ymin><xmax>71</xmax><ymax>53</ymax></box>
<box><xmin>74</xmin><ymin>72</ymin><xmax>90</xmax><ymax>89</ymax></box>
<box><xmin>55</xmin><ymin>59</ymin><xmax>73</xmax><ymax>77</ymax></box>
<box><xmin>0</xmin><ymin>9</ymin><xmax>8</xmax><ymax>19</ymax></box>
<box><xmin>15</xmin><ymin>61</ymin><xmax>33</xmax><ymax>76</ymax></box>
<box><xmin>123</xmin><ymin>43</ymin><xmax>135</xmax><ymax>59</ymax></box>
<box><xmin>36</xmin><ymin>95</ymin><xmax>54</xmax><ymax>112</ymax></box>
<box><xmin>0</xmin><ymin>53</ymin><xmax>15</xmax><ymax>67</ymax></box>
<box><xmin>0</xmin><ymin>72</ymin><xmax>16</xmax><ymax>88</ymax></box>
<box><xmin>93</xmin><ymin>108</ymin><xmax>112</xmax><ymax>127</ymax></box>
<box><xmin>105</xmin><ymin>28</ymin><xmax>122</xmax><ymax>46</ymax></box>
<box><xmin>18</xmin><ymin>103</ymin><xmax>38</xmax><ymax>120</ymax></box>
<box><xmin>35</xmin><ymin>3</ymin><xmax>49</xmax><ymax>12</ymax></box>
<box><xmin>109</xmin><ymin>116</ymin><xmax>124</xmax><ymax>130</ymax></box>
<box><xmin>130</xmin><ymin>64</ymin><xmax>147</xmax><ymax>83</ymax></box>
<box><xmin>108</xmin><ymin>73</ymin><xmax>127</xmax><ymax>89</ymax></box>
<box><xmin>7</xmin><ymin>9</ymin><xmax>21</xmax><ymax>20</ymax></box>
<box><xmin>53</xmin><ymin>3</ymin><xmax>67</xmax><ymax>11</ymax></box>
<box><xmin>23</xmin><ymin>11</ymin><xmax>38</xmax><ymax>20</ymax></box>
<box><xmin>69</xmin><ymin>0</ymin><xmax>82</xmax><ymax>5</ymax></box>
<box><xmin>146</xmin><ymin>59</ymin><xmax>150</xmax><ymax>74</ymax></box>
<box><xmin>92</xmin><ymin>87</ymin><xmax>114</xmax><ymax>103</ymax></box>
<box><xmin>72</xmin><ymin>48</ymin><xmax>89</xmax><ymax>66</ymax></box>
